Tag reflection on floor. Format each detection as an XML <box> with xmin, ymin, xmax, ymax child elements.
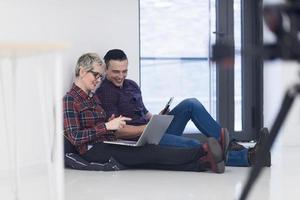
<box><xmin>65</xmin><ymin>146</ymin><xmax>300</xmax><ymax>200</ymax></box>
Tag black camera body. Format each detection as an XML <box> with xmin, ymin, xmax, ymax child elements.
<box><xmin>212</xmin><ymin>0</ymin><xmax>300</xmax><ymax>63</ymax></box>
<box><xmin>263</xmin><ymin>0</ymin><xmax>300</xmax><ymax>61</ymax></box>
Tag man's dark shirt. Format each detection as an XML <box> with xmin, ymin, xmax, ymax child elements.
<box><xmin>96</xmin><ymin>79</ymin><xmax>149</xmax><ymax>125</ymax></box>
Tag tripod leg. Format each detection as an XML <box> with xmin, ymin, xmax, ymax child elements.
<box><xmin>239</xmin><ymin>84</ymin><xmax>300</xmax><ymax>200</ymax></box>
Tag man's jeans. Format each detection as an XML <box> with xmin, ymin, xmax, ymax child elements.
<box><xmin>159</xmin><ymin>98</ymin><xmax>250</xmax><ymax>167</ymax></box>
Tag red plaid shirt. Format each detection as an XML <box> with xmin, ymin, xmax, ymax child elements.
<box><xmin>63</xmin><ymin>84</ymin><xmax>116</xmax><ymax>154</ymax></box>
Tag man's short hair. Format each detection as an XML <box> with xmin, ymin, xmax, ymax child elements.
<box><xmin>104</xmin><ymin>49</ymin><xmax>127</xmax><ymax>68</ymax></box>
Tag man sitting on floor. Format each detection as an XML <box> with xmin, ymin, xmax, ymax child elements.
<box><xmin>95</xmin><ymin>49</ymin><xmax>271</xmax><ymax>167</ymax></box>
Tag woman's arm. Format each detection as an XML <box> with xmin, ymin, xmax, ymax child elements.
<box><xmin>63</xmin><ymin>95</ymin><xmax>107</xmax><ymax>146</ymax></box>
<box><xmin>115</xmin><ymin>124</ymin><xmax>147</xmax><ymax>139</ymax></box>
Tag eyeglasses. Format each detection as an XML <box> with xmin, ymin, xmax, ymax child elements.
<box><xmin>88</xmin><ymin>70</ymin><xmax>105</xmax><ymax>81</ymax></box>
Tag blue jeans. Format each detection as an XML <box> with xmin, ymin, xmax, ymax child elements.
<box><xmin>159</xmin><ymin>98</ymin><xmax>250</xmax><ymax>167</ymax></box>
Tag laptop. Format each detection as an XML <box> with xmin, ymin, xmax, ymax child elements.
<box><xmin>103</xmin><ymin>114</ymin><xmax>174</xmax><ymax>146</ymax></box>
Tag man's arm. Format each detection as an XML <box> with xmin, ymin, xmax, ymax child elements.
<box><xmin>115</xmin><ymin>124</ymin><xmax>147</xmax><ymax>139</ymax></box>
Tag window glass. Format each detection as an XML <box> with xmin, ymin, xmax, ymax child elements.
<box><xmin>140</xmin><ymin>0</ymin><xmax>214</xmax><ymax>133</ymax></box>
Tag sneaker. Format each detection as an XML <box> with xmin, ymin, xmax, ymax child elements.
<box><xmin>248</xmin><ymin>127</ymin><xmax>271</xmax><ymax>167</ymax></box>
<box><xmin>201</xmin><ymin>137</ymin><xmax>225</xmax><ymax>173</ymax></box>
<box><xmin>220</xmin><ymin>128</ymin><xmax>230</xmax><ymax>160</ymax></box>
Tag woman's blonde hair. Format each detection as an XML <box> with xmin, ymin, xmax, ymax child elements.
<box><xmin>75</xmin><ymin>53</ymin><xmax>103</xmax><ymax>77</ymax></box>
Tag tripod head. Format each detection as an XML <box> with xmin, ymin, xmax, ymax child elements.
<box><xmin>263</xmin><ymin>0</ymin><xmax>300</xmax><ymax>62</ymax></box>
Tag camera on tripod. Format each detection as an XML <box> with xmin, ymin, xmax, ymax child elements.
<box><xmin>212</xmin><ymin>0</ymin><xmax>300</xmax><ymax>63</ymax></box>
<box><xmin>263</xmin><ymin>0</ymin><xmax>300</xmax><ymax>62</ymax></box>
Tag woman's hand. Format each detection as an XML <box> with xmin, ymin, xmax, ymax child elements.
<box><xmin>105</xmin><ymin>116</ymin><xmax>132</xmax><ymax>130</ymax></box>
<box><xmin>108</xmin><ymin>114</ymin><xmax>116</xmax><ymax>121</ymax></box>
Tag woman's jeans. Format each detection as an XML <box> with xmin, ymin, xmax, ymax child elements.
<box><xmin>159</xmin><ymin>98</ymin><xmax>250</xmax><ymax>167</ymax></box>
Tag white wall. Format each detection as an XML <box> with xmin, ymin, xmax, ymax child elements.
<box><xmin>264</xmin><ymin>61</ymin><xmax>300</xmax><ymax>147</ymax></box>
<box><xmin>0</xmin><ymin>0</ymin><xmax>140</xmax><ymax>93</ymax></box>
<box><xmin>0</xmin><ymin>0</ymin><xmax>139</xmax><ymax>169</ymax></box>
<box><xmin>0</xmin><ymin>1</ymin><xmax>139</xmax><ymax>199</ymax></box>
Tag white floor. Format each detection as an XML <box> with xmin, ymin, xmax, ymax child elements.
<box><xmin>1</xmin><ymin>145</ymin><xmax>299</xmax><ymax>200</ymax></box>
<box><xmin>64</xmin><ymin>145</ymin><xmax>300</xmax><ymax>200</ymax></box>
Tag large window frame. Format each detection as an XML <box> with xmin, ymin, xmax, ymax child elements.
<box><xmin>216</xmin><ymin>0</ymin><xmax>263</xmax><ymax>141</ymax></box>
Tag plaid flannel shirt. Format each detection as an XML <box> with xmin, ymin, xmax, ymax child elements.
<box><xmin>63</xmin><ymin>84</ymin><xmax>116</xmax><ymax>154</ymax></box>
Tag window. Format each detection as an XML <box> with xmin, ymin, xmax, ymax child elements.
<box><xmin>139</xmin><ymin>0</ymin><xmax>263</xmax><ymax>140</ymax></box>
<box><xmin>140</xmin><ymin>0</ymin><xmax>215</xmax><ymax>133</ymax></box>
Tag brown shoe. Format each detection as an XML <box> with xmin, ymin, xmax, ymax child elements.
<box><xmin>201</xmin><ymin>138</ymin><xmax>225</xmax><ymax>173</ymax></box>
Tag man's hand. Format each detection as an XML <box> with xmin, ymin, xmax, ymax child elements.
<box><xmin>159</xmin><ymin>108</ymin><xmax>170</xmax><ymax>115</ymax></box>
<box><xmin>160</xmin><ymin>97</ymin><xmax>173</xmax><ymax>115</ymax></box>
<box><xmin>105</xmin><ymin>116</ymin><xmax>131</xmax><ymax>130</ymax></box>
